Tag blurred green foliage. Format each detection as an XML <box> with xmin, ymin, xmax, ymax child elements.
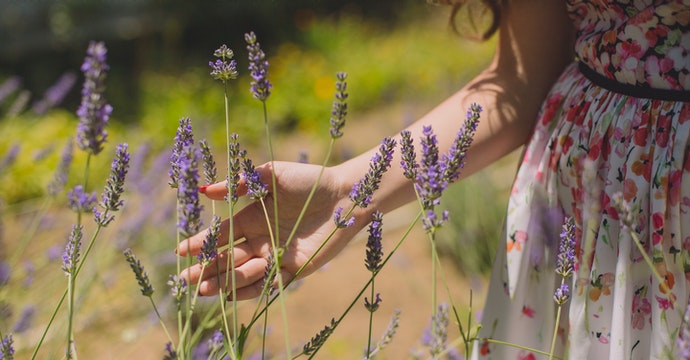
<box><xmin>0</xmin><ymin>6</ymin><xmax>494</xmax><ymax>205</ymax></box>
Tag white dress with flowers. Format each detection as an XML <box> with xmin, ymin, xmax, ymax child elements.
<box><xmin>474</xmin><ymin>1</ymin><xmax>690</xmax><ymax>359</ymax></box>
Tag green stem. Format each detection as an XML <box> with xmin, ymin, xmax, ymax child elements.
<box><xmin>365</xmin><ymin>277</ymin><xmax>376</xmax><ymax>359</ymax></box>
<box><xmin>223</xmin><ymin>81</ymin><xmax>239</xmax><ymax>358</ymax></box>
<box><xmin>305</xmin><ymin>210</ymin><xmax>423</xmax><ymax>359</ymax></box>
<box><xmin>149</xmin><ymin>296</ymin><xmax>175</xmax><ymax>345</ymax></box>
<box><xmin>549</xmin><ymin>278</ymin><xmax>565</xmax><ymax>360</ymax></box>
<box><xmin>65</xmin><ymin>273</ymin><xmax>75</xmax><ymax>359</ymax></box>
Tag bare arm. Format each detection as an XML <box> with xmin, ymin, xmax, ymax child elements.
<box><xmin>338</xmin><ymin>0</ymin><xmax>575</xmax><ymax>218</ymax></box>
<box><xmin>179</xmin><ymin>0</ymin><xmax>575</xmax><ymax>299</ymax></box>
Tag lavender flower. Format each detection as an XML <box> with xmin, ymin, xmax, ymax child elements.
<box><xmin>207</xmin><ymin>330</ymin><xmax>224</xmax><ymax>354</ymax></box>
<box><xmin>12</xmin><ymin>305</ymin><xmax>35</xmax><ymax>333</ymax></box>
<box><xmin>7</xmin><ymin>90</ymin><xmax>29</xmax><ymax>117</ymax></box>
<box><xmin>95</xmin><ymin>143</ymin><xmax>130</xmax><ymax>226</ymax></box>
<box><xmin>242</xmin><ymin>156</ymin><xmax>268</xmax><ymax>201</ymax></box>
<box><xmin>61</xmin><ymin>225</ymin><xmax>83</xmax><ymax>276</ymax></box>
<box><xmin>677</xmin><ymin>301</ymin><xmax>690</xmax><ymax>359</ymax></box>
<box><xmin>441</xmin><ymin>103</ymin><xmax>481</xmax><ymax>183</ymax></box>
<box><xmin>169</xmin><ymin>117</ymin><xmax>194</xmax><ymax>188</ymax></box>
<box><xmin>47</xmin><ymin>138</ymin><xmax>74</xmax><ymax>196</ymax></box>
<box><xmin>421</xmin><ymin>210</ymin><xmax>449</xmax><ymax>234</ymax></box>
<box><xmin>0</xmin><ymin>144</ymin><xmax>20</xmax><ymax>174</ymax></box>
<box><xmin>168</xmin><ymin>274</ymin><xmax>188</xmax><ymax>302</ymax></box>
<box><xmin>163</xmin><ymin>342</ymin><xmax>177</xmax><ymax>360</ymax></box>
<box><xmin>333</xmin><ymin>206</ymin><xmax>355</xmax><ymax>228</ymax></box>
<box><xmin>67</xmin><ymin>185</ymin><xmax>97</xmax><ymax>213</ymax></box>
<box><xmin>415</xmin><ymin>126</ymin><xmax>446</xmax><ymax>211</ymax></box>
<box><xmin>226</xmin><ymin>133</ymin><xmax>242</xmax><ymax>204</ymax></box>
<box><xmin>263</xmin><ymin>252</ymin><xmax>276</xmax><ymax>297</ymax></box>
<box><xmin>349</xmin><ymin>137</ymin><xmax>396</xmax><ymax>208</ymax></box>
<box><xmin>303</xmin><ymin>318</ymin><xmax>338</xmax><ymax>356</ymax></box>
<box><xmin>245</xmin><ymin>31</ymin><xmax>272</xmax><ymax>101</ymax></box>
<box><xmin>76</xmin><ymin>41</ymin><xmax>112</xmax><ymax>155</ymax></box>
<box><xmin>1</xmin><ymin>333</ymin><xmax>13</xmax><ymax>360</ymax></box>
<box><xmin>177</xmin><ymin>145</ymin><xmax>203</xmax><ymax>238</ymax></box>
<box><xmin>556</xmin><ymin>217</ymin><xmax>576</xmax><ymax>278</ymax></box>
<box><xmin>329</xmin><ymin>72</ymin><xmax>348</xmax><ymax>139</ymax></box>
<box><xmin>367</xmin><ymin>310</ymin><xmax>401</xmax><ymax>359</ymax></box>
<box><xmin>365</xmin><ymin>211</ymin><xmax>384</xmax><ymax>273</ymax></box>
<box><xmin>33</xmin><ymin>71</ymin><xmax>77</xmax><ymax>115</ymax></box>
<box><xmin>123</xmin><ymin>248</ymin><xmax>154</xmax><ymax>297</ymax></box>
<box><xmin>198</xmin><ymin>215</ymin><xmax>220</xmax><ymax>266</ymax></box>
<box><xmin>399</xmin><ymin>130</ymin><xmax>417</xmax><ymax>180</ymax></box>
<box><xmin>199</xmin><ymin>139</ymin><xmax>217</xmax><ymax>185</ymax></box>
<box><xmin>209</xmin><ymin>44</ymin><xmax>239</xmax><ymax>82</ymax></box>
<box><xmin>428</xmin><ymin>303</ymin><xmax>449</xmax><ymax>358</ymax></box>
<box><xmin>364</xmin><ymin>293</ymin><xmax>382</xmax><ymax>313</ymax></box>
<box><xmin>553</xmin><ymin>283</ymin><xmax>570</xmax><ymax>305</ymax></box>
<box><xmin>0</xmin><ymin>76</ymin><xmax>21</xmax><ymax>106</ymax></box>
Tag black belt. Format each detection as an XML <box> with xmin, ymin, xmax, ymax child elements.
<box><xmin>578</xmin><ymin>62</ymin><xmax>690</xmax><ymax>102</ymax></box>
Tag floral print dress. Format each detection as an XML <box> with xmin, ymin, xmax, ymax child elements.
<box><xmin>474</xmin><ymin>1</ymin><xmax>690</xmax><ymax>359</ymax></box>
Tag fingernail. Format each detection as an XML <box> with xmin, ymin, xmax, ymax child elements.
<box><xmin>199</xmin><ymin>185</ymin><xmax>208</xmax><ymax>194</ymax></box>
<box><xmin>174</xmin><ymin>247</ymin><xmax>178</xmax><ymax>254</ymax></box>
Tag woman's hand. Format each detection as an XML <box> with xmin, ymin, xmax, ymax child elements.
<box><xmin>177</xmin><ymin>160</ymin><xmax>368</xmax><ymax>300</ymax></box>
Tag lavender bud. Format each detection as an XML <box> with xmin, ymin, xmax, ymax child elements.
<box><xmin>329</xmin><ymin>72</ymin><xmax>348</xmax><ymax>139</ymax></box>
<box><xmin>370</xmin><ymin>310</ymin><xmax>401</xmax><ymax>357</ymax></box>
<box><xmin>333</xmin><ymin>206</ymin><xmax>355</xmax><ymax>229</ymax></box>
<box><xmin>163</xmin><ymin>342</ymin><xmax>177</xmax><ymax>360</ymax></box>
<box><xmin>199</xmin><ymin>139</ymin><xmax>217</xmax><ymax>185</ymax></box>
<box><xmin>61</xmin><ymin>225</ymin><xmax>83</xmax><ymax>276</ymax></box>
<box><xmin>422</xmin><ymin>210</ymin><xmax>449</xmax><ymax>234</ymax></box>
<box><xmin>263</xmin><ymin>252</ymin><xmax>276</xmax><ymax>297</ymax></box>
<box><xmin>364</xmin><ymin>293</ymin><xmax>382</xmax><ymax>313</ymax></box>
<box><xmin>96</xmin><ymin>143</ymin><xmax>130</xmax><ymax>226</ymax></box>
<box><xmin>365</xmin><ymin>211</ymin><xmax>384</xmax><ymax>273</ymax></box>
<box><xmin>303</xmin><ymin>318</ymin><xmax>338</xmax><ymax>356</ymax></box>
<box><xmin>123</xmin><ymin>248</ymin><xmax>154</xmax><ymax>297</ymax></box>
<box><xmin>349</xmin><ymin>137</ymin><xmax>396</xmax><ymax>208</ymax></box>
<box><xmin>76</xmin><ymin>41</ymin><xmax>112</xmax><ymax>155</ymax></box>
<box><xmin>415</xmin><ymin>126</ymin><xmax>447</xmax><ymax>211</ymax></box>
<box><xmin>208</xmin><ymin>330</ymin><xmax>224</xmax><ymax>354</ymax></box>
<box><xmin>33</xmin><ymin>71</ymin><xmax>77</xmax><ymax>115</ymax></box>
<box><xmin>0</xmin><ymin>76</ymin><xmax>21</xmax><ymax>106</ymax></box>
<box><xmin>226</xmin><ymin>133</ymin><xmax>242</xmax><ymax>204</ymax></box>
<box><xmin>245</xmin><ymin>31</ymin><xmax>272</xmax><ymax>101</ymax></box>
<box><xmin>177</xmin><ymin>145</ymin><xmax>204</xmax><ymax>238</ymax></box>
<box><xmin>209</xmin><ymin>44</ymin><xmax>239</xmax><ymax>82</ymax></box>
<box><xmin>429</xmin><ymin>303</ymin><xmax>449</xmax><ymax>358</ymax></box>
<box><xmin>553</xmin><ymin>283</ymin><xmax>570</xmax><ymax>305</ymax></box>
<box><xmin>67</xmin><ymin>185</ymin><xmax>97</xmax><ymax>213</ymax></box>
<box><xmin>399</xmin><ymin>130</ymin><xmax>417</xmax><ymax>180</ymax></box>
<box><xmin>169</xmin><ymin>117</ymin><xmax>194</xmax><ymax>188</ymax></box>
<box><xmin>47</xmin><ymin>138</ymin><xmax>74</xmax><ymax>196</ymax></box>
<box><xmin>611</xmin><ymin>192</ymin><xmax>637</xmax><ymax>231</ymax></box>
<box><xmin>12</xmin><ymin>305</ymin><xmax>35</xmax><ymax>333</ymax></box>
<box><xmin>198</xmin><ymin>215</ymin><xmax>220</xmax><ymax>266</ymax></box>
<box><xmin>555</xmin><ymin>216</ymin><xmax>576</xmax><ymax>278</ymax></box>
<box><xmin>168</xmin><ymin>274</ymin><xmax>188</xmax><ymax>302</ymax></box>
<box><xmin>0</xmin><ymin>144</ymin><xmax>20</xmax><ymax>174</ymax></box>
<box><xmin>441</xmin><ymin>103</ymin><xmax>481</xmax><ymax>183</ymax></box>
<box><xmin>1</xmin><ymin>333</ymin><xmax>14</xmax><ymax>360</ymax></box>
<box><xmin>242</xmin><ymin>156</ymin><xmax>268</xmax><ymax>201</ymax></box>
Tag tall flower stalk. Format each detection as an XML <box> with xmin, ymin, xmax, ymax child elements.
<box><xmin>364</xmin><ymin>211</ymin><xmax>384</xmax><ymax>359</ymax></box>
<box><xmin>549</xmin><ymin>217</ymin><xmax>575</xmax><ymax>359</ymax></box>
<box><xmin>209</xmin><ymin>43</ymin><xmax>240</xmax><ymax>358</ymax></box>
<box><xmin>401</xmin><ymin>103</ymin><xmax>481</xmax><ymax>348</ymax></box>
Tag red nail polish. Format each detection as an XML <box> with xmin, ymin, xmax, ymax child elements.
<box><xmin>199</xmin><ymin>185</ymin><xmax>208</xmax><ymax>194</ymax></box>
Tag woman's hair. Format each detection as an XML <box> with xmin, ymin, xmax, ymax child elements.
<box><xmin>431</xmin><ymin>0</ymin><xmax>504</xmax><ymax>41</ymax></box>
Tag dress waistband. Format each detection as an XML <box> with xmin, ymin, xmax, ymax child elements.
<box><xmin>577</xmin><ymin>62</ymin><xmax>690</xmax><ymax>102</ymax></box>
